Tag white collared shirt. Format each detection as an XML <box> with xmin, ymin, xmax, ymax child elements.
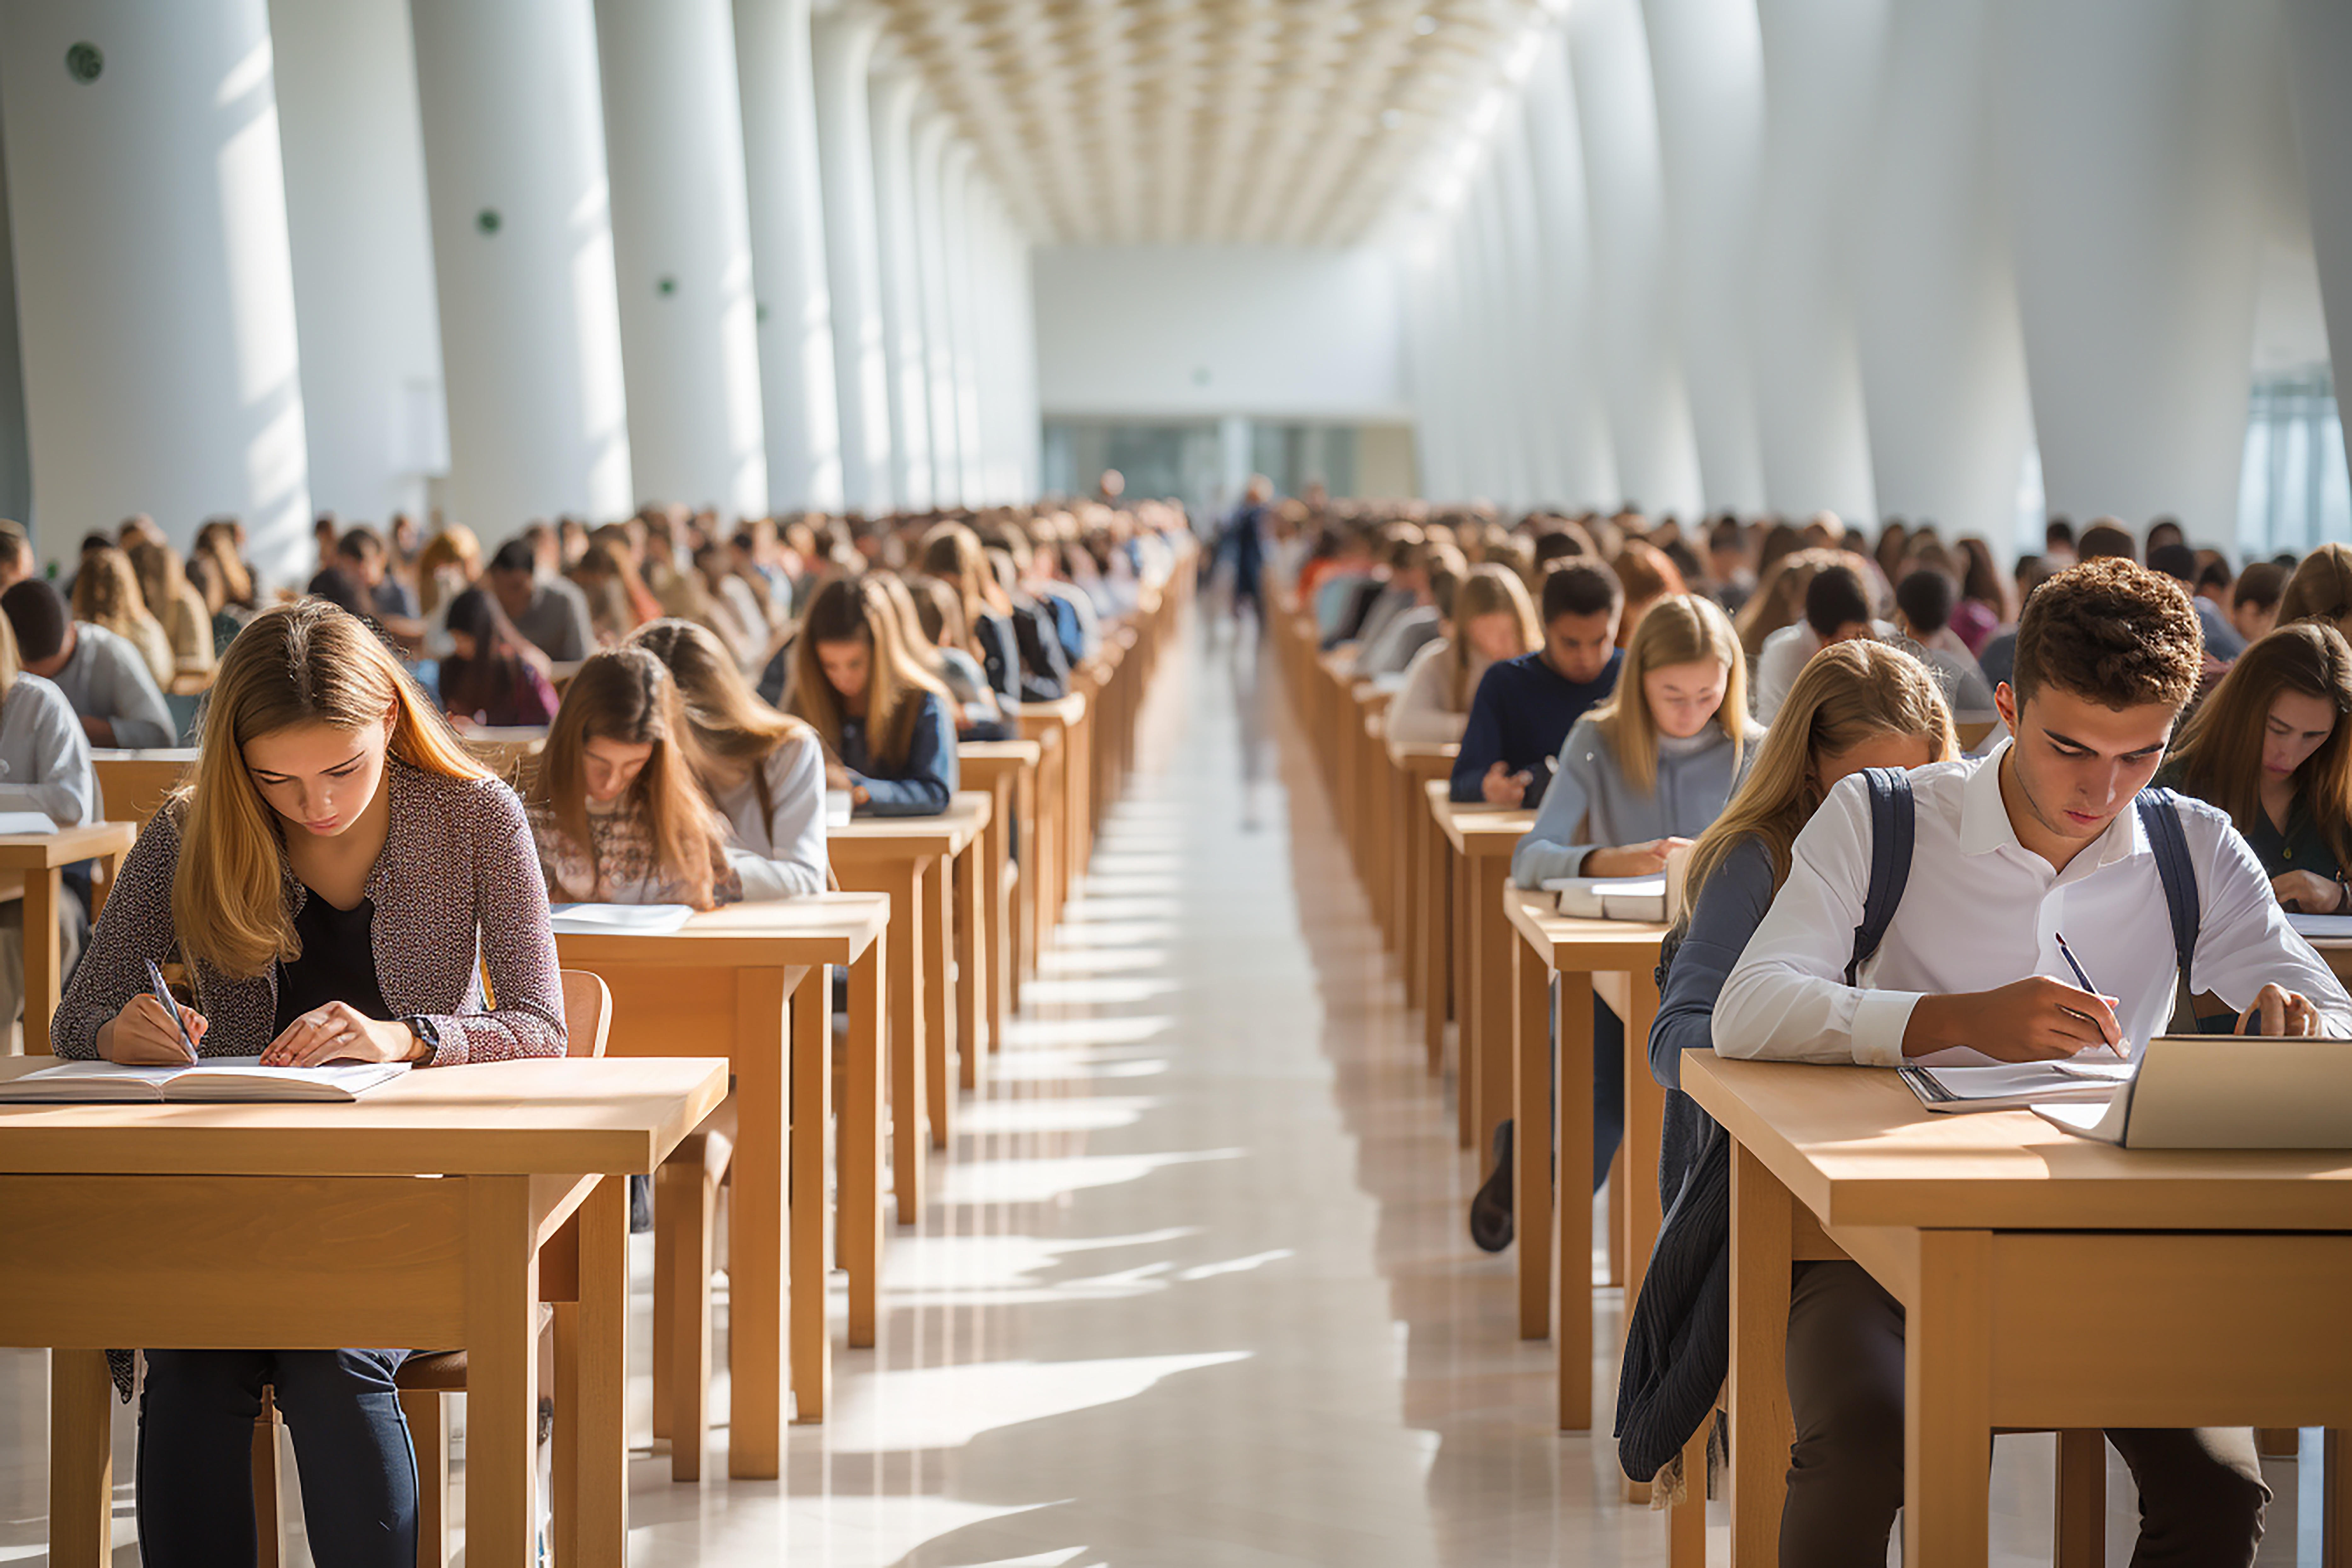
<box><xmin>1715</xmin><ymin>741</ymin><xmax>2352</xmax><ymax>1068</ymax></box>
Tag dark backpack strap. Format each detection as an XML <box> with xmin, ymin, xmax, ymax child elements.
<box><xmin>1848</xmin><ymin>768</ymin><xmax>1916</xmax><ymax>985</ymax></box>
<box><xmin>2136</xmin><ymin>788</ymin><xmax>2201</xmax><ymax>996</ymax></box>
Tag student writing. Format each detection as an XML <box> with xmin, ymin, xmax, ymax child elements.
<box><xmin>0</xmin><ymin>609</ymin><xmax>100</xmax><ymax>1034</ymax></box>
<box><xmin>1715</xmin><ymin>560</ymin><xmax>2349</xmax><ymax>1566</ymax></box>
<box><xmin>791</xmin><ymin>576</ymin><xmax>960</xmax><ymax>817</ymax></box>
<box><xmin>527</xmin><ymin>647</ymin><xmax>743</xmax><ymax>907</ymax></box>
<box><xmin>628</xmin><ymin>618</ymin><xmax>827</xmax><ymax>900</ymax></box>
<box><xmin>1386</xmin><ymin>564</ymin><xmax>1538</xmax><ymax>746</ymax></box>
<box><xmin>1448</xmin><ymin>559</ymin><xmax>1624</xmax><ymax>806</ymax></box>
<box><xmin>52</xmin><ymin>600</ymin><xmax>565</xmax><ymax>1567</ymax></box>
<box><xmin>3</xmin><ymin>576</ymin><xmax>177</xmax><ymax>748</ymax></box>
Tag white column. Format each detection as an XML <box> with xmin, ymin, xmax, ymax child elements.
<box><xmin>2286</xmin><ymin>0</ymin><xmax>2352</xmax><ymax>463</ymax></box>
<box><xmin>1001</xmin><ymin>202</ymin><xmax>1041</xmax><ymax>500</ymax></box>
<box><xmin>270</xmin><ymin>0</ymin><xmax>445</xmax><ymax>527</ymax></box>
<box><xmin>867</xmin><ymin>69</ymin><xmax>933</xmax><ymax>511</ymax></box>
<box><xmin>810</xmin><ymin>5</ymin><xmax>893</xmax><ymax>513</ymax></box>
<box><xmin>1642</xmin><ymin>0</ymin><xmax>1768</xmax><ymax>514</ymax></box>
<box><xmin>595</xmin><ymin>0</ymin><xmax>767</xmax><ymax>517</ymax></box>
<box><xmin>974</xmin><ymin>185</ymin><xmax>1016</xmax><ymax>503</ymax></box>
<box><xmin>1404</xmin><ymin>240</ymin><xmax>1453</xmax><ymax>501</ymax></box>
<box><xmin>911</xmin><ymin>112</ymin><xmax>962</xmax><ymax>506</ymax></box>
<box><xmin>1751</xmin><ymin>0</ymin><xmax>1881</xmax><ymax>523</ymax></box>
<box><xmin>1491</xmin><ymin>107</ymin><xmax>1562</xmax><ymax>506</ymax></box>
<box><xmin>1993</xmin><ymin>0</ymin><xmax>2283</xmax><ymax>541</ymax></box>
<box><xmin>1567</xmin><ymin>0</ymin><xmax>1704</xmax><ymax>517</ymax></box>
<box><xmin>1465</xmin><ymin>161</ymin><xmax>1529</xmax><ymax>507</ymax></box>
<box><xmin>1441</xmin><ymin>218</ymin><xmax>1496</xmax><ymax>502</ymax></box>
<box><xmin>1518</xmin><ymin>28</ymin><xmax>1618</xmax><ymax>512</ymax></box>
<box><xmin>412</xmin><ymin>0</ymin><xmax>632</xmax><ymax>528</ymax></box>
<box><xmin>0</xmin><ymin>0</ymin><xmax>313</xmax><ymax>573</ymax></box>
<box><xmin>1853</xmin><ymin>0</ymin><xmax>2032</xmax><ymax>543</ymax></box>
<box><xmin>734</xmin><ymin>0</ymin><xmax>842</xmax><ymax>512</ymax></box>
<box><xmin>943</xmin><ymin>143</ymin><xmax>988</xmax><ymax>505</ymax></box>
<box><xmin>0</xmin><ymin>131</ymin><xmax>26</xmax><ymax>525</ymax></box>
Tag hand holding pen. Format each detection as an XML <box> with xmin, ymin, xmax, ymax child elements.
<box><xmin>95</xmin><ymin>961</ymin><xmax>210</xmax><ymax>1065</ymax></box>
<box><xmin>2053</xmin><ymin>933</ymin><xmax>2130</xmax><ymax>1059</ymax></box>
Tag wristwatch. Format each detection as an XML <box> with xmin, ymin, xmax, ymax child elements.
<box><xmin>403</xmin><ymin>1014</ymin><xmax>442</xmax><ymax>1065</ymax></box>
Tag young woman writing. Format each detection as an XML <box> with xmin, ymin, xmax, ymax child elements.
<box><xmin>127</xmin><ymin>538</ymin><xmax>216</xmax><ymax>676</ymax></box>
<box><xmin>51</xmin><ymin>599</ymin><xmax>565</xmax><ymax>1566</ymax></box>
<box><xmin>439</xmin><ymin>585</ymin><xmax>560</xmax><ymax>729</ymax></box>
<box><xmin>919</xmin><ymin>522</ymin><xmax>1036</xmax><ymax>704</ymax></box>
<box><xmin>1386</xmin><ymin>564</ymin><xmax>1539</xmax><ymax>745</ymax></box>
<box><xmin>628</xmin><ymin>618</ymin><xmax>827</xmax><ymax>900</ymax></box>
<box><xmin>73</xmin><ymin>543</ymin><xmax>176</xmax><ymax>686</ymax></box>
<box><xmin>878</xmin><ymin>571</ymin><xmax>1007</xmax><ymax>740</ymax></box>
<box><xmin>905</xmin><ymin>572</ymin><xmax>1013</xmax><ymax>740</ymax></box>
<box><xmin>2157</xmin><ymin>621</ymin><xmax>2352</xmax><ymax>914</ymax></box>
<box><xmin>790</xmin><ymin>575</ymin><xmax>959</xmax><ymax>817</ymax></box>
<box><xmin>526</xmin><ymin>647</ymin><xmax>742</xmax><ymax>908</ymax></box>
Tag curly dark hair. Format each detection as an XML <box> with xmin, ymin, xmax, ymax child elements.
<box><xmin>2011</xmin><ymin>557</ymin><xmax>2201</xmax><ymax>713</ymax></box>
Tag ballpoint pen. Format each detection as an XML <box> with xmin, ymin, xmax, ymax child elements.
<box><xmin>145</xmin><ymin>958</ymin><xmax>199</xmax><ymax>1063</ymax></box>
<box><xmin>2052</xmin><ymin>932</ymin><xmax>2128</xmax><ymax>1058</ymax></box>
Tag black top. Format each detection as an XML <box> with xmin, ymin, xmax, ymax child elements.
<box><xmin>273</xmin><ymin>884</ymin><xmax>394</xmax><ymax>1034</ymax></box>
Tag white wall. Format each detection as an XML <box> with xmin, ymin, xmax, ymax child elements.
<box><xmin>1032</xmin><ymin>245</ymin><xmax>1410</xmax><ymax>421</ymax></box>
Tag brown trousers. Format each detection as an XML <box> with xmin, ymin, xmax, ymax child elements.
<box><xmin>1781</xmin><ymin>1261</ymin><xmax>2269</xmax><ymax>1567</ymax></box>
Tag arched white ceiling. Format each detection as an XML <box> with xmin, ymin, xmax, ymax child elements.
<box><xmin>868</xmin><ymin>0</ymin><xmax>1552</xmax><ymax>245</ymax></box>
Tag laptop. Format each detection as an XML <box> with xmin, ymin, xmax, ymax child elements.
<box><xmin>2032</xmin><ymin>1036</ymin><xmax>2352</xmax><ymax>1149</ymax></box>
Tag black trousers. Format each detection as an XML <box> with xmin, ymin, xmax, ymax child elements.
<box><xmin>137</xmin><ymin>1348</ymin><xmax>417</xmax><ymax>1568</ymax></box>
<box><xmin>1781</xmin><ymin>1262</ymin><xmax>2269</xmax><ymax>1567</ymax></box>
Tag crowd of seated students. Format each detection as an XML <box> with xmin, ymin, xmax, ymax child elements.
<box><xmin>1270</xmin><ymin>490</ymin><xmax>2352</xmax><ymax>1566</ymax></box>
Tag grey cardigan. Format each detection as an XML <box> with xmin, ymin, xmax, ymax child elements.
<box><xmin>1510</xmin><ymin>717</ymin><xmax>1749</xmax><ymax>888</ymax></box>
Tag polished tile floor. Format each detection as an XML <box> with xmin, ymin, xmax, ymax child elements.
<box><xmin>0</xmin><ymin>615</ymin><xmax>2328</xmax><ymax>1564</ymax></box>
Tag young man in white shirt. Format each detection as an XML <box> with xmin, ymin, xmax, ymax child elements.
<box><xmin>1716</xmin><ymin>558</ymin><xmax>2346</xmax><ymax>1566</ymax></box>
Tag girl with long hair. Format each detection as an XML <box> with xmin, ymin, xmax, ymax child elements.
<box><xmin>2159</xmin><ymin>620</ymin><xmax>2352</xmax><ymax>913</ymax></box>
<box><xmin>127</xmin><ymin>538</ymin><xmax>216</xmax><ymax>675</ymax></box>
<box><xmin>2276</xmin><ymin>541</ymin><xmax>2352</xmax><ymax>641</ymax></box>
<box><xmin>892</xmin><ymin>572</ymin><xmax>1009</xmax><ymax>739</ymax></box>
<box><xmin>73</xmin><ymin>543</ymin><xmax>175</xmax><ymax>686</ymax></box>
<box><xmin>52</xmin><ymin>599</ymin><xmax>564</xmax><ymax>1565</ymax></box>
<box><xmin>918</xmin><ymin>521</ymin><xmax>1043</xmax><ymax>704</ymax></box>
<box><xmin>1387</xmin><ymin>564</ymin><xmax>1540</xmax><ymax>745</ymax></box>
<box><xmin>789</xmin><ymin>575</ymin><xmax>959</xmax><ymax>817</ymax></box>
<box><xmin>570</xmin><ymin>542</ymin><xmax>645</xmax><ymax>646</ymax></box>
<box><xmin>439</xmin><ymin>585</ymin><xmax>560</xmax><ymax>728</ymax></box>
<box><xmin>193</xmin><ymin>518</ymin><xmax>260</xmax><ymax>612</ymax></box>
<box><xmin>627</xmin><ymin>618</ymin><xmax>827</xmax><ymax>899</ymax></box>
<box><xmin>525</xmin><ymin>646</ymin><xmax>740</xmax><ymax>908</ymax></box>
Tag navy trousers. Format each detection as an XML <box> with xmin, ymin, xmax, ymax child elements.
<box><xmin>137</xmin><ymin>1348</ymin><xmax>416</xmax><ymax>1568</ymax></box>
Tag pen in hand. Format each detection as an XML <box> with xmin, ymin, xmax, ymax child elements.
<box><xmin>145</xmin><ymin>959</ymin><xmax>200</xmax><ymax>1064</ymax></box>
<box><xmin>2052</xmin><ymin>932</ymin><xmax>2128</xmax><ymax>1058</ymax></box>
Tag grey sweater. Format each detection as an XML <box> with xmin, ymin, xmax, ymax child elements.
<box><xmin>1509</xmin><ymin>717</ymin><xmax>1749</xmax><ymax>887</ymax></box>
<box><xmin>1649</xmin><ymin>834</ymin><xmax>1776</xmax><ymax>1204</ymax></box>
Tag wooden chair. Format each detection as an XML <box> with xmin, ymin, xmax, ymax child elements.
<box><xmin>249</xmin><ymin>969</ymin><xmax>613</xmax><ymax>1568</ymax></box>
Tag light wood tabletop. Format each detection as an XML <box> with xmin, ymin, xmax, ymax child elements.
<box><xmin>1</xmin><ymin>1054</ymin><xmax>724</xmax><ymax>1568</ymax></box>
<box><xmin>2</xmin><ymin>820</ymin><xmax>145</xmax><ymax>1055</ymax></box>
<box><xmin>1683</xmin><ymin>1051</ymin><xmax>2352</xmax><ymax>1567</ymax></box>
<box><xmin>831</xmin><ymin>793</ymin><xmax>993</xmax><ymax>1211</ymax></box>
<box><xmin>554</xmin><ymin>893</ymin><xmax>888</xmax><ymax>1435</ymax></box>
<box><xmin>1426</xmin><ymin>784</ymin><xmax>1534</xmax><ymax>1151</ymax></box>
<box><xmin>1500</xmin><ymin>888</ymin><xmax>1673</xmax><ymax>1432</ymax></box>
<box><xmin>1386</xmin><ymin>743</ymin><xmax>1457</xmax><ymax>1069</ymax></box>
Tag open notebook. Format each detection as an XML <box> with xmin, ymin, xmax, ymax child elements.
<box><xmin>548</xmin><ymin>903</ymin><xmax>696</xmax><ymax>936</ymax></box>
<box><xmin>0</xmin><ymin>1056</ymin><xmax>409</xmax><ymax>1104</ymax></box>
<box><xmin>1900</xmin><ymin>1059</ymin><xmax>2133</xmax><ymax>1113</ymax></box>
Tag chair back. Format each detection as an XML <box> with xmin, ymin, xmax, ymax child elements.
<box><xmin>559</xmin><ymin>970</ymin><xmax>611</xmax><ymax>1058</ymax></box>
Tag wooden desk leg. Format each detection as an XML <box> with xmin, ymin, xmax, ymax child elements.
<box><xmin>2054</xmin><ymin>1428</ymin><xmax>2106</xmax><ymax>1568</ymax></box>
<box><xmin>790</xmin><ymin>964</ymin><xmax>832</xmax><ymax>1422</ymax></box>
<box><xmin>571</xmin><ymin>1174</ymin><xmax>627</xmax><ymax>1564</ymax></box>
<box><xmin>1555</xmin><ymin>972</ymin><xmax>1594</xmax><ymax>1432</ymax></box>
<box><xmin>982</xmin><ymin>813</ymin><xmax>1009</xmax><ymax>1054</ymax></box>
<box><xmin>2324</xmin><ymin>1428</ymin><xmax>2343</xmax><ymax>1568</ymax></box>
<box><xmin>1422</xmin><ymin>818</ymin><xmax>1448</xmax><ymax>1074</ymax></box>
<box><xmin>1398</xmin><ymin>777</ymin><xmax>1422</xmax><ymax>1014</ymax></box>
<box><xmin>48</xmin><ymin>1348</ymin><xmax>113</xmax><ymax>1567</ymax></box>
<box><xmin>1728</xmin><ymin>1142</ymin><xmax>1796</xmax><ymax>1563</ymax></box>
<box><xmin>1669</xmin><ymin>1409</ymin><xmax>1711</xmax><ymax>1565</ymax></box>
<box><xmin>1512</xmin><ymin>939</ymin><xmax>1553</xmax><ymax>1342</ymax></box>
<box><xmin>1620</xmin><ymin>966</ymin><xmax>1665</xmax><ymax>1323</ymax></box>
<box><xmin>23</xmin><ymin>867</ymin><xmax>58</xmax><ymax>1055</ymax></box>
<box><xmin>1452</xmin><ymin>846</ymin><xmax>1473</xmax><ymax>1147</ymax></box>
<box><xmin>1903</xmin><ymin>1231</ymin><xmax>1993</xmax><ymax>1568</ymax></box>
<box><xmin>729</xmin><ymin>967</ymin><xmax>788</xmax><ymax>1478</ymax></box>
<box><xmin>1012</xmin><ymin>768</ymin><xmax>1035</xmax><ymax>1001</ymax></box>
<box><xmin>925</xmin><ymin>850</ymin><xmax>954</xmax><ymax>1148</ymax></box>
<box><xmin>956</xmin><ymin>842</ymin><xmax>987</xmax><ymax>1091</ymax></box>
<box><xmin>884</xmin><ymin>862</ymin><xmax>927</xmax><ymax>1222</ymax></box>
<box><xmin>1474</xmin><ymin>857</ymin><xmax>1513</xmax><ymax>1161</ymax></box>
<box><xmin>845</xmin><ymin>940</ymin><xmax>885</xmax><ymax>1342</ymax></box>
<box><xmin>465</xmin><ymin>1176</ymin><xmax>540</xmax><ymax>1568</ymax></box>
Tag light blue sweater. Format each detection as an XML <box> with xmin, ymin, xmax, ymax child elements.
<box><xmin>1509</xmin><ymin>716</ymin><xmax>1749</xmax><ymax>888</ymax></box>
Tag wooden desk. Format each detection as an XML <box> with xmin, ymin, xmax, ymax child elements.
<box><xmin>92</xmin><ymin>748</ymin><xmax>197</xmax><ymax>830</ymax></box>
<box><xmin>3</xmin><ymin>1054</ymin><xmax>724</xmax><ymax>1568</ymax></box>
<box><xmin>1502</xmin><ymin>888</ymin><xmax>1671</xmax><ymax>1430</ymax></box>
<box><xmin>554</xmin><ymin>895</ymin><xmax>886</xmax><ymax>1435</ymax></box>
<box><xmin>1016</xmin><ymin>700</ymin><xmax>1081</xmax><ymax>935</ymax></box>
<box><xmin>958</xmin><ymin>739</ymin><xmax>1039</xmax><ymax>1059</ymax></box>
<box><xmin>1685</xmin><ymin>1053</ymin><xmax>2352</xmax><ymax>1567</ymax></box>
<box><xmin>1352</xmin><ymin>687</ymin><xmax>1395</xmax><ymax>941</ymax></box>
<box><xmin>1386</xmin><ymin>739</ymin><xmax>1456</xmax><ymax>1059</ymax></box>
<box><xmin>4</xmin><ymin>823</ymin><xmax>138</xmax><ymax>1056</ymax></box>
<box><xmin>829</xmin><ymin>794</ymin><xmax>990</xmax><ymax>1220</ymax></box>
<box><xmin>1430</xmin><ymin>787</ymin><xmax>1535</xmax><ymax>1150</ymax></box>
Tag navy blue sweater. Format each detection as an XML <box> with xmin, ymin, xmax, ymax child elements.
<box><xmin>841</xmin><ymin>690</ymin><xmax>959</xmax><ymax>816</ymax></box>
<box><xmin>1448</xmin><ymin>648</ymin><xmax>1623</xmax><ymax>804</ymax></box>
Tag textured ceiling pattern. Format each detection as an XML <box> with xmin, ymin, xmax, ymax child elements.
<box><xmin>870</xmin><ymin>0</ymin><xmax>1551</xmax><ymax>246</ymax></box>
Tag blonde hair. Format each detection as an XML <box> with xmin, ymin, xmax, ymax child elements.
<box><xmin>626</xmin><ymin>618</ymin><xmax>816</xmax><ymax>817</ymax></box>
<box><xmin>919</xmin><ymin>521</ymin><xmax>1010</xmax><ymax>633</ymax></box>
<box><xmin>1449</xmin><ymin>564</ymin><xmax>1542</xmax><ymax>711</ymax></box>
<box><xmin>174</xmin><ymin>602</ymin><xmax>490</xmax><ymax>977</ymax></box>
<box><xmin>530</xmin><ymin>646</ymin><xmax>730</xmax><ymax>909</ymax></box>
<box><xmin>415</xmin><ymin>526</ymin><xmax>481</xmax><ymax>618</ymax></box>
<box><xmin>72</xmin><ymin>545</ymin><xmax>159</xmax><ymax>644</ymax></box>
<box><xmin>1682</xmin><ymin>639</ymin><xmax>1957</xmax><ymax>908</ymax></box>
<box><xmin>1589</xmin><ymin>594</ymin><xmax>1748</xmax><ymax>794</ymax></box>
<box><xmin>791</xmin><ymin>575</ymin><xmax>952</xmax><ymax>772</ymax></box>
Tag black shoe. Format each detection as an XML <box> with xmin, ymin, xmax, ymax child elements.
<box><xmin>630</xmin><ymin>1172</ymin><xmax>653</xmax><ymax>1234</ymax></box>
<box><xmin>1469</xmin><ymin>1119</ymin><xmax>1514</xmax><ymax>1252</ymax></box>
